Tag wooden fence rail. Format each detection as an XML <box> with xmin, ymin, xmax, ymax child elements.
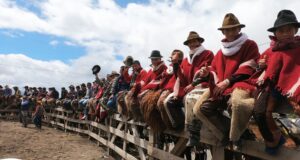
<box><xmin>1</xmin><ymin>108</ymin><xmax>300</xmax><ymax>160</ymax></box>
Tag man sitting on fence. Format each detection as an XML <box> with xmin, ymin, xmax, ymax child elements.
<box><xmin>194</xmin><ymin>13</ymin><xmax>259</xmax><ymax>148</ymax></box>
<box><xmin>107</xmin><ymin>67</ymin><xmax>130</xmax><ymax>111</ymax></box>
<box><xmin>80</xmin><ymin>82</ymin><xmax>93</xmax><ymax>120</ymax></box>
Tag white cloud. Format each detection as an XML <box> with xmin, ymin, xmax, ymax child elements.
<box><xmin>0</xmin><ymin>0</ymin><xmax>300</xmax><ymax>89</ymax></box>
<box><xmin>64</xmin><ymin>41</ymin><xmax>76</xmax><ymax>46</ymax></box>
<box><xmin>1</xmin><ymin>30</ymin><xmax>24</xmax><ymax>38</ymax></box>
<box><xmin>49</xmin><ymin>40</ymin><xmax>59</xmax><ymax>46</ymax></box>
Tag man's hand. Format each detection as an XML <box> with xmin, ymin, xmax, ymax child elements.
<box><xmin>184</xmin><ymin>84</ymin><xmax>194</xmax><ymax>93</ymax></box>
<box><xmin>199</xmin><ymin>63</ymin><xmax>209</xmax><ymax>77</ymax></box>
<box><xmin>258</xmin><ymin>55</ymin><xmax>267</xmax><ymax>70</ymax></box>
<box><xmin>213</xmin><ymin>79</ymin><xmax>230</xmax><ymax>96</ymax></box>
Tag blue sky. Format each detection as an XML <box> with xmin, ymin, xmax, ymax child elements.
<box><xmin>0</xmin><ymin>29</ymin><xmax>85</xmax><ymax>62</ymax></box>
<box><xmin>0</xmin><ymin>0</ymin><xmax>148</xmax><ymax>62</ymax></box>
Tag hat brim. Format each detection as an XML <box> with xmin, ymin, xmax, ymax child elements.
<box><xmin>148</xmin><ymin>56</ymin><xmax>163</xmax><ymax>59</ymax></box>
<box><xmin>267</xmin><ymin>22</ymin><xmax>300</xmax><ymax>32</ymax></box>
<box><xmin>111</xmin><ymin>73</ymin><xmax>120</xmax><ymax>76</ymax></box>
<box><xmin>218</xmin><ymin>24</ymin><xmax>245</xmax><ymax>30</ymax></box>
<box><xmin>183</xmin><ymin>37</ymin><xmax>205</xmax><ymax>45</ymax></box>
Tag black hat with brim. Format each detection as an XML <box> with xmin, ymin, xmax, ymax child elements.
<box><xmin>149</xmin><ymin>50</ymin><xmax>163</xmax><ymax>59</ymax></box>
<box><xmin>268</xmin><ymin>10</ymin><xmax>300</xmax><ymax>32</ymax></box>
<box><xmin>92</xmin><ymin>65</ymin><xmax>101</xmax><ymax>74</ymax></box>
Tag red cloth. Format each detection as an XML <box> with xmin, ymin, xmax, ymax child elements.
<box><xmin>169</xmin><ymin>50</ymin><xmax>214</xmax><ymax>98</ymax></box>
<box><xmin>295</xmin><ymin>87</ymin><xmax>300</xmax><ymax>104</ymax></box>
<box><xmin>264</xmin><ymin>46</ymin><xmax>300</xmax><ymax>103</ymax></box>
<box><xmin>160</xmin><ymin>67</ymin><xmax>176</xmax><ymax>91</ymax></box>
<box><xmin>178</xmin><ymin>50</ymin><xmax>214</xmax><ymax>86</ymax></box>
<box><xmin>141</xmin><ymin>62</ymin><xmax>167</xmax><ymax>91</ymax></box>
<box><xmin>95</xmin><ymin>86</ymin><xmax>104</xmax><ymax>99</ymax></box>
<box><xmin>123</xmin><ymin>71</ymin><xmax>132</xmax><ymax>83</ymax></box>
<box><xmin>135</xmin><ymin>69</ymin><xmax>148</xmax><ymax>84</ymax></box>
<box><xmin>210</xmin><ymin>39</ymin><xmax>260</xmax><ymax>95</ymax></box>
<box><xmin>234</xmin><ymin>48</ymin><xmax>273</xmax><ymax>92</ymax></box>
<box><xmin>123</xmin><ymin>68</ymin><xmax>147</xmax><ymax>84</ymax></box>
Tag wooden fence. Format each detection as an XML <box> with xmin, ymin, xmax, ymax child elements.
<box><xmin>1</xmin><ymin>108</ymin><xmax>300</xmax><ymax>160</ymax></box>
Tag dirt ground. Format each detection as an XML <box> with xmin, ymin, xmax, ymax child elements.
<box><xmin>0</xmin><ymin>120</ymin><xmax>110</xmax><ymax>160</ymax></box>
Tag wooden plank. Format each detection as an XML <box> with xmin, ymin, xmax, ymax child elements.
<box><xmin>65</xmin><ymin>125</ymin><xmax>89</xmax><ymax>134</ymax></box>
<box><xmin>170</xmin><ymin>137</ymin><xmax>188</xmax><ymax>156</ymax></box>
<box><xmin>123</xmin><ymin>120</ymin><xmax>128</xmax><ymax>158</ymax></box>
<box><xmin>107</xmin><ymin>141</ymin><xmax>138</xmax><ymax>160</ymax></box>
<box><xmin>147</xmin><ymin>130</ymin><xmax>155</xmax><ymax>160</ymax></box>
<box><xmin>0</xmin><ymin>109</ymin><xmax>19</xmax><ymax>113</ymax></box>
<box><xmin>211</xmin><ymin>146</ymin><xmax>225</xmax><ymax>160</ymax></box>
<box><xmin>149</xmin><ymin>147</ymin><xmax>184</xmax><ymax>160</ymax></box>
<box><xmin>54</xmin><ymin>107</ymin><xmax>73</xmax><ymax>114</ymax></box>
<box><xmin>131</xmin><ymin>125</ymin><xmax>146</xmax><ymax>160</ymax></box>
<box><xmin>110</xmin><ymin>122</ymin><xmax>124</xmax><ymax>143</ymax></box>
<box><xmin>89</xmin><ymin>131</ymin><xmax>107</xmax><ymax>145</ymax></box>
<box><xmin>113</xmin><ymin>115</ymin><xmax>146</xmax><ymax>126</ymax></box>
<box><xmin>90</xmin><ymin>121</ymin><xmax>107</xmax><ymax>131</ymax></box>
<box><xmin>237</xmin><ymin>140</ymin><xmax>300</xmax><ymax>160</ymax></box>
<box><xmin>108</xmin><ymin>126</ymin><xmax>148</xmax><ymax>149</ymax></box>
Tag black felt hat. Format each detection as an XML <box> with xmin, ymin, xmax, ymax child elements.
<box><xmin>268</xmin><ymin>10</ymin><xmax>300</xmax><ymax>32</ymax></box>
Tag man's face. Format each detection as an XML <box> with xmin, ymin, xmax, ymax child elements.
<box><xmin>151</xmin><ymin>58</ymin><xmax>161</xmax><ymax>67</ymax></box>
<box><xmin>187</xmin><ymin>39</ymin><xmax>201</xmax><ymax>50</ymax></box>
<box><xmin>222</xmin><ymin>27</ymin><xmax>241</xmax><ymax>42</ymax></box>
<box><xmin>120</xmin><ymin>67</ymin><xmax>125</xmax><ymax>74</ymax></box>
<box><xmin>87</xmin><ymin>83</ymin><xmax>91</xmax><ymax>88</ymax></box>
<box><xmin>275</xmin><ymin>24</ymin><xmax>297</xmax><ymax>41</ymax></box>
<box><xmin>132</xmin><ymin>63</ymin><xmax>140</xmax><ymax>71</ymax></box>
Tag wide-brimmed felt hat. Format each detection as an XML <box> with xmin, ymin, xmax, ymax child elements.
<box><xmin>218</xmin><ymin>13</ymin><xmax>245</xmax><ymax>30</ymax></box>
<box><xmin>123</xmin><ymin>56</ymin><xmax>134</xmax><ymax>67</ymax></box>
<box><xmin>183</xmin><ymin>31</ymin><xmax>205</xmax><ymax>45</ymax></box>
<box><xmin>110</xmin><ymin>71</ymin><xmax>120</xmax><ymax>76</ymax></box>
<box><xmin>149</xmin><ymin>50</ymin><xmax>163</xmax><ymax>59</ymax></box>
<box><xmin>92</xmin><ymin>65</ymin><xmax>101</xmax><ymax>74</ymax></box>
<box><xmin>268</xmin><ymin>10</ymin><xmax>300</xmax><ymax>32</ymax></box>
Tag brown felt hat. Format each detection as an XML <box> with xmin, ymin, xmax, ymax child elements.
<box><xmin>183</xmin><ymin>31</ymin><xmax>204</xmax><ymax>45</ymax></box>
<box><xmin>218</xmin><ymin>13</ymin><xmax>245</xmax><ymax>30</ymax></box>
<box><xmin>110</xmin><ymin>71</ymin><xmax>120</xmax><ymax>76</ymax></box>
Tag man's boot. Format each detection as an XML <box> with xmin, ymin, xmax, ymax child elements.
<box><xmin>187</xmin><ymin>119</ymin><xmax>202</xmax><ymax>147</ymax></box>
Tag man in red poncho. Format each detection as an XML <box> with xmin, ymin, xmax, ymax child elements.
<box><xmin>193</xmin><ymin>13</ymin><xmax>259</xmax><ymax>150</ymax></box>
<box><xmin>171</xmin><ymin>31</ymin><xmax>214</xmax><ymax>149</ymax></box>
<box><xmin>140</xmin><ymin>50</ymin><xmax>168</xmax><ymax>92</ymax></box>
<box><xmin>254</xmin><ymin>9</ymin><xmax>300</xmax><ymax>155</ymax></box>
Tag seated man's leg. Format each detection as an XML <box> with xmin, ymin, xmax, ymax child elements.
<box><xmin>229</xmin><ymin>88</ymin><xmax>255</xmax><ymax>143</ymax></box>
<box><xmin>254</xmin><ymin>89</ymin><xmax>285</xmax><ymax>155</ymax></box>
<box><xmin>199</xmin><ymin>97</ymin><xmax>230</xmax><ymax>142</ymax></box>
<box><xmin>107</xmin><ymin>96</ymin><xmax>117</xmax><ymax>111</ymax></box>
<box><xmin>165</xmin><ymin>95</ymin><xmax>185</xmax><ymax>131</ymax></box>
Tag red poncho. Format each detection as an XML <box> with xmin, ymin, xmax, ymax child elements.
<box><xmin>209</xmin><ymin>37</ymin><xmax>260</xmax><ymax>96</ymax></box>
<box><xmin>264</xmin><ymin>37</ymin><xmax>300</xmax><ymax>104</ymax></box>
<box><xmin>141</xmin><ymin>62</ymin><xmax>167</xmax><ymax>91</ymax></box>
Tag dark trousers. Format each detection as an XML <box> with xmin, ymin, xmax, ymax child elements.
<box><xmin>200</xmin><ymin>96</ymin><xmax>231</xmax><ymax>142</ymax></box>
<box><xmin>33</xmin><ymin>115</ymin><xmax>42</xmax><ymax>128</ymax></box>
<box><xmin>253</xmin><ymin>89</ymin><xmax>286</xmax><ymax>145</ymax></box>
